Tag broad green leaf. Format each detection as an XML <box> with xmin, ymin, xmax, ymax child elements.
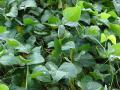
<box><xmin>87</xmin><ymin>26</ymin><xmax>100</xmax><ymax>36</ymax></box>
<box><xmin>62</xmin><ymin>41</ymin><xmax>75</xmax><ymax>50</ymax></box>
<box><xmin>79</xmin><ymin>75</ymin><xmax>93</xmax><ymax>89</ymax></box>
<box><xmin>0</xmin><ymin>0</ymin><xmax>5</xmax><ymax>7</ymax></box>
<box><xmin>0</xmin><ymin>26</ymin><xmax>6</xmax><ymax>34</ymax></box>
<box><xmin>41</xmin><ymin>10</ymin><xmax>51</xmax><ymax>23</ymax></box>
<box><xmin>23</xmin><ymin>18</ymin><xmax>34</xmax><ymax>25</ymax></box>
<box><xmin>81</xmin><ymin>75</ymin><xmax>93</xmax><ymax>83</ymax></box>
<box><xmin>95</xmin><ymin>64</ymin><xmax>109</xmax><ymax>72</ymax></box>
<box><xmin>58</xmin><ymin>25</ymin><xmax>72</xmax><ymax>38</ymax></box>
<box><xmin>0</xmin><ymin>84</ymin><xmax>9</xmax><ymax>90</ymax></box>
<box><xmin>48</xmin><ymin>16</ymin><xmax>60</xmax><ymax>24</ymax></box>
<box><xmin>19</xmin><ymin>0</ymin><xmax>37</xmax><ymax>10</ymax></box>
<box><xmin>80</xmin><ymin>12</ymin><xmax>90</xmax><ymax>24</ymax></box>
<box><xmin>0</xmin><ymin>55</ymin><xmax>21</xmax><ymax>65</ymax></box>
<box><xmin>90</xmin><ymin>70</ymin><xmax>103</xmax><ymax>80</ymax></box>
<box><xmin>45</xmin><ymin>62</ymin><xmax>58</xmax><ymax>71</ymax></box>
<box><xmin>100</xmin><ymin>33</ymin><xmax>107</xmax><ymax>43</ymax></box>
<box><xmin>50</xmin><ymin>70</ymin><xmax>67</xmax><ymax>82</ymax></box>
<box><xmin>23</xmin><ymin>16</ymin><xmax>38</xmax><ymax>25</ymax></box>
<box><xmin>113</xmin><ymin>0</ymin><xmax>120</xmax><ymax>15</ymax></box>
<box><xmin>99</xmin><ymin>19</ymin><xmax>110</xmax><ymax>27</ymax></box>
<box><xmin>58</xmin><ymin>62</ymin><xmax>77</xmax><ymax>78</ymax></box>
<box><xmin>101</xmin><ymin>33</ymin><xmax>116</xmax><ymax>44</ymax></box>
<box><xmin>100</xmin><ymin>12</ymin><xmax>111</xmax><ymax>19</ymax></box>
<box><xmin>28</xmin><ymin>47</ymin><xmax>45</xmax><ymax>65</ymax></box>
<box><xmin>45</xmin><ymin>62</ymin><xmax>66</xmax><ymax>82</ymax></box>
<box><xmin>32</xmin><ymin>65</ymin><xmax>51</xmax><ymax>82</ymax></box>
<box><xmin>76</xmin><ymin>1</ymin><xmax>84</xmax><ymax>8</ymax></box>
<box><xmin>109</xmin><ymin>23</ymin><xmax>120</xmax><ymax>36</ymax></box>
<box><xmin>108</xmin><ymin>35</ymin><xmax>116</xmax><ymax>44</ymax></box>
<box><xmin>6</xmin><ymin>39</ymin><xmax>20</xmax><ymax>48</ymax></box>
<box><xmin>76</xmin><ymin>53</ymin><xmax>96</xmax><ymax>67</ymax></box>
<box><xmin>86</xmin><ymin>82</ymin><xmax>102</xmax><ymax>90</ymax></box>
<box><xmin>63</xmin><ymin>6</ymin><xmax>81</xmax><ymax>22</ymax></box>
<box><xmin>48</xmin><ymin>41</ymin><xmax>54</xmax><ymax>48</ymax></box>
<box><xmin>112</xmin><ymin>43</ymin><xmax>120</xmax><ymax>56</ymax></box>
<box><xmin>52</xmin><ymin>38</ymin><xmax>61</xmax><ymax>57</ymax></box>
<box><xmin>108</xmin><ymin>11</ymin><xmax>118</xmax><ymax>18</ymax></box>
<box><xmin>6</xmin><ymin>4</ymin><xmax>18</xmax><ymax>17</ymax></box>
<box><xmin>27</xmin><ymin>35</ymin><xmax>36</xmax><ymax>45</ymax></box>
<box><xmin>107</xmin><ymin>43</ymin><xmax>115</xmax><ymax>55</ymax></box>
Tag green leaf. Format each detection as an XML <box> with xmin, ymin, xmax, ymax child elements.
<box><xmin>41</xmin><ymin>10</ymin><xmax>51</xmax><ymax>23</ymax></box>
<box><xmin>58</xmin><ymin>62</ymin><xmax>77</xmax><ymax>78</ymax></box>
<box><xmin>0</xmin><ymin>55</ymin><xmax>21</xmax><ymax>65</ymax></box>
<box><xmin>31</xmin><ymin>72</ymin><xmax>44</xmax><ymax>78</ymax></box>
<box><xmin>6</xmin><ymin>4</ymin><xmax>18</xmax><ymax>17</ymax></box>
<box><xmin>6</xmin><ymin>39</ymin><xmax>20</xmax><ymax>48</ymax></box>
<box><xmin>101</xmin><ymin>33</ymin><xmax>116</xmax><ymax>44</ymax></box>
<box><xmin>112</xmin><ymin>43</ymin><xmax>120</xmax><ymax>56</ymax></box>
<box><xmin>32</xmin><ymin>65</ymin><xmax>51</xmax><ymax>82</ymax></box>
<box><xmin>27</xmin><ymin>35</ymin><xmax>36</xmax><ymax>45</ymax></box>
<box><xmin>63</xmin><ymin>6</ymin><xmax>81</xmax><ymax>22</ymax></box>
<box><xmin>45</xmin><ymin>62</ymin><xmax>66</xmax><ymax>82</ymax></box>
<box><xmin>28</xmin><ymin>47</ymin><xmax>45</xmax><ymax>65</ymax></box>
<box><xmin>76</xmin><ymin>53</ymin><xmax>96</xmax><ymax>67</ymax></box>
<box><xmin>19</xmin><ymin>0</ymin><xmax>37</xmax><ymax>10</ymax></box>
<box><xmin>0</xmin><ymin>26</ymin><xmax>6</xmax><ymax>34</ymax></box>
<box><xmin>80</xmin><ymin>12</ymin><xmax>90</xmax><ymax>24</ymax></box>
<box><xmin>87</xmin><ymin>26</ymin><xmax>100</xmax><ymax>36</ymax></box>
<box><xmin>90</xmin><ymin>70</ymin><xmax>103</xmax><ymax>80</ymax></box>
<box><xmin>100</xmin><ymin>12</ymin><xmax>111</xmax><ymax>19</ymax></box>
<box><xmin>51</xmin><ymin>70</ymin><xmax>67</xmax><ymax>82</ymax></box>
<box><xmin>79</xmin><ymin>75</ymin><xmax>93</xmax><ymax>89</ymax></box>
<box><xmin>0</xmin><ymin>84</ymin><xmax>9</xmax><ymax>90</ymax></box>
<box><xmin>86</xmin><ymin>82</ymin><xmax>102</xmax><ymax>90</ymax></box>
<box><xmin>52</xmin><ymin>38</ymin><xmax>61</xmax><ymax>57</ymax></box>
<box><xmin>113</xmin><ymin>0</ymin><xmax>120</xmax><ymax>15</ymax></box>
<box><xmin>48</xmin><ymin>16</ymin><xmax>60</xmax><ymax>24</ymax></box>
<box><xmin>62</xmin><ymin>41</ymin><xmax>75</xmax><ymax>50</ymax></box>
<box><xmin>100</xmin><ymin>33</ymin><xmax>107</xmax><ymax>43</ymax></box>
<box><xmin>109</xmin><ymin>23</ymin><xmax>120</xmax><ymax>36</ymax></box>
<box><xmin>76</xmin><ymin>1</ymin><xmax>84</xmax><ymax>8</ymax></box>
<box><xmin>23</xmin><ymin>18</ymin><xmax>34</xmax><ymax>25</ymax></box>
<box><xmin>108</xmin><ymin>11</ymin><xmax>118</xmax><ymax>18</ymax></box>
<box><xmin>23</xmin><ymin>16</ymin><xmax>38</xmax><ymax>25</ymax></box>
<box><xmin>108</xmin><ymin>35</ymin><xmax>116</xmax><ymax>44</ymax></box>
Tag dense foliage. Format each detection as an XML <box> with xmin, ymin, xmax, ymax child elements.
<box><xmin>0</xmin><ymin>0</ymin><xmax>120</xmax><ymax>90</ymax></box>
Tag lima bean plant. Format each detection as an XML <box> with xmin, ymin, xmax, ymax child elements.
<box><xmin>0</xmin><ymin>0</ymin><xmax>120</xmax><ymax>90</ymax></box>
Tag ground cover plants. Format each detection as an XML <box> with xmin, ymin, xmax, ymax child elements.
<box><xmin>0</xmin><ymin>0</ymin><xmax>120</xmax><ymax>90</ymax></box>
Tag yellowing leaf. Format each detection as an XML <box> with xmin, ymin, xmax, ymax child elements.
<box><xmin>63</xmin><ymin>6</ymin><xmax>81</xmax><ymax>22</ymax></box>
<box><xmin>100</xmin><ymin>12</ymin><xmax>111</xmax><ymax>19</ymax></box>
<box><xmin>108</xmin><ymin>35</ymin><xmax>116</xmax><ymax>44</ymax></box>
<box><xmin>100</xmin><ymin>33</ymin><xmax>107</xmax><ymax>43</ymax></box>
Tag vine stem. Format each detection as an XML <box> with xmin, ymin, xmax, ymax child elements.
<box><xmin>25</xmin><ymin>65</ymin><xmax>29</xmax><ymax>90</ymax></box>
